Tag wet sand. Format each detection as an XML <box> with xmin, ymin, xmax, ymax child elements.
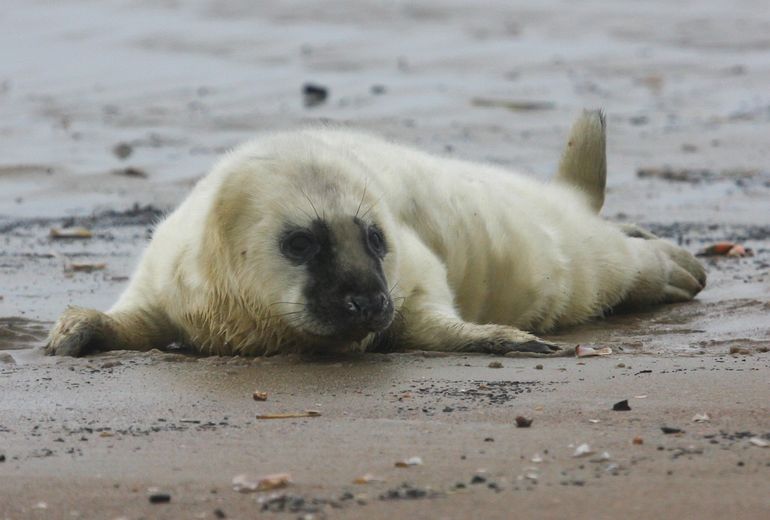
<box><xmin>1</xmin><ymin>0</ymin><xmax>769</xmax><ymax>518</ymax></box>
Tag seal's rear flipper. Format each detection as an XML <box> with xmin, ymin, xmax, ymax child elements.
<box><xmin>555</xmin><ymin>109</ymin><xmax>606</xmax><ymax>213</ymax></box>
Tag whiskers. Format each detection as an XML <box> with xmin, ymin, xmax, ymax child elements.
<box><xmin>267</xmin><ymin>301</ymin><xmax>308</xmax><ymax>320</ymax></box>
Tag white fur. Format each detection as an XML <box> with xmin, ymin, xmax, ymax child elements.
<box><xmin>47</xmin><ymin>114</ymin><xmax>705</xmax><ymax>357</ymax></box>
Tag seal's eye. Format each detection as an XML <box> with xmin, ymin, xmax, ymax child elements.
<box><xmin>281</xmin><ymin>230</ymin><xmax>319</xmax><ymax>263</ymax></box>
<box><xmin>367</xmin><ymin>226</ymin><xmax>387</xmax><ymax>257</ymax></box>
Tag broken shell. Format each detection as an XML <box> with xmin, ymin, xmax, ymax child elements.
<box><xmin>575</xmin><ymin>345</ymin><xmax>612</xmax><ymax>357</ymax></box>
<box><xmin>232</xmin><ymin>473</ymin><xmax>291</xmax><ymax>493</ymax></box>
<box><xmin>573</xmin><ymin>443</ymin><xmax>595</xmax><ymax>458</ymax></box>
<box><xmin>50</xmin><ymin>227</ymin><xmax>92</xmax><ymax>239</ymax></box>
<box><xmin>395</xmin><ymin>456</ymin><xmax>423</xmax><ymax>467</ymax></box>
<box><xmin>353</xmin><ymin>473</ymin><xmax>384</xmax><ymax>484</ymax></box>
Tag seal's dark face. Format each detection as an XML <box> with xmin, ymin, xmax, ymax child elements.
<box><xmin>279</xmin><ymin>217</ymin><xmax>394</xmax><ymax>342</ymax></box>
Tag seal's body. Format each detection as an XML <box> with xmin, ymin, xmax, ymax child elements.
<box><xmin>47</xmin><ymin>111</ymin><xmax>705</xmax><ymax>357</ymax></box>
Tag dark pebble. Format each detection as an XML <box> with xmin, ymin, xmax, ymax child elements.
<box><xmin>737</xmin><ymin>461</ymin><xmax>745</xmax><ymax>467</ymax></box>
<box><xmin>0</xmin><ymin>454</ymin><xmax>5</xmax><ymax>462</ymax></box>
<box><xmin>442</xmin><ymin>406</ymin><xmax>454</xmax><ymax>413</ymax></box>
<box><xmin>661</xmin><ymin>426</ymin><xmax>684</xmax><ymax>434</ymax></box>
<box><xmin>612</xmin><ymin>399</ymin><xmax>631</xmax><ymax>411</ymax></box>
<box><xmin>149</xmin><ymin>493</ymin><xmax>171</xmax><ymax>504</ymax></box>
<box><xmin>213</xmin><ymin>509</ymin><xmax>226</xmax><ymax>519</ymax></box>
<box><xmin>112</xmin><ymin>142</ymin><xmax>133</xmax><ymax>159</ymax></box>
<box><xmin>515</xmin><ymin>416</ymin><xmax>533</xmax><ymax>428</ymax></box>
<box><xmin>470</xmin><ymin>475</ymin><xmax>487</xmax><ymax>484</ymax></box>
<box><xmin>303</xmin><ymin>83</ymin><xmax>328</xmax><ymax>107</ymax></box>
<box><xmin>484</xmin><ymin>437</ymin><xmax>494</xmax><ymax>442</ymax></box>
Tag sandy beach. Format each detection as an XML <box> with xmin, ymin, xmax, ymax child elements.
<box><xmin>1</xmin><ymin>0</ymin><xmax>769</xmax><ymax>518</ymax></box>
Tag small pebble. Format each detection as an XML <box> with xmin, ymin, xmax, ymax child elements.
<box><xmin>149</xmin><ymin>493</ymin><xmax>171</xmax><ymax>504</ymax></box>
<box><xmin>612</xmin><ymin>400</ymin><xmax>631</xmax><ymax>411</ymax></box>
<box><xmin>488</xmin><ymin>361</ymin><xmax>503</xmax><ymax>369</ymax></box>
<box><xmin>470</xmin><ymin>475</ymin><xmax>487</xmax><ymax>484</ymax></box>
<box><xmin>515</xmin><ymin>416</ymin><xmax>533</xmax><ymax>428</ymax></box>
<box><xmin>535</xmin><ymin>364</ymin><xmax>543</xmax><ymax>370</ymax></box>
<box><xmin>112</xmin><ymin>142</ymin><xmax>133</xmax><ymax>159</ymax></box>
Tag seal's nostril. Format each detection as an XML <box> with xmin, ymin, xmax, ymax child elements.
<box><xmin>344</xmin><ymin>296</ymin><xmax>360</xmax><ymax>314</ymax></box>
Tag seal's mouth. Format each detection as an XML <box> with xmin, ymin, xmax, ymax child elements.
<box><xmin>294</xmin><ymin>310</ymin><xmax>394</xmax><ymax>345</ymax></box>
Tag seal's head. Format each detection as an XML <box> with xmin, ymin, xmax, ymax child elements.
<box><xmin>206</xmin><ymin>133</ymin><xmax>399</xmax><ymax>352</ymax></box>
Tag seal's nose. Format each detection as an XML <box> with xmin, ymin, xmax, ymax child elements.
<box><xmin>344</xmin><ymin>292</ymin><xmax>389</xmax><ymax>322</ymax></box>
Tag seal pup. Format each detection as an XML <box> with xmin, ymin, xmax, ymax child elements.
<box><xmin>46</xmin><ymin>111</ymin><xmax>706</xmax><ymax>357</ymax></box>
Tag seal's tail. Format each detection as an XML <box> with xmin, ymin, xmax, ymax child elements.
<box><xmin>554</xmin><ymin>109</ymin><xmax>606</xmax><ymax>213</ymax></box>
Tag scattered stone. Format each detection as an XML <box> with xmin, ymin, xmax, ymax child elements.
<box><xmin>470</xmin><ymin>474</ymin><xmax>487</xmax><ymax>484</ymax></box>
<box><xmin>488</xmin><ymin>361</ymin><xmax>503</xmax><ymax>368</ymax></box>
<box><xmin>612</xmin><ymin>400</ymin><xmax>631</xmax><ymax>411</ymax></box>
<box><xmin>380</xmin><ymin>483</ymin><xmax>438</xmax><ymax>501</ymax></box>
<box><xmin>535</xmin><ymin>364</ymin><xmax>543</xmax><ymax>370</ymax></box>
<box><xmin>303</xmin><ymin>83</ymin><xmax>328</xmax><ymax>107</ymax></box>
<box><xmin>112</xmin><ymin>142</ymin><xmax>133</xmax><ymax>159</ymax></box>
<box><xmin>112</xmin><ymin>167</ymin><xmax>148</xmax><ymax>179</ymax></box>
<box><xmin>148</xmin><ymin>493</ymin><xmax>171</xmax><ymax>504</ymax></box>
<box><xmin>0</xmin><ymin>352</ymin><xmax>15</xmax><ymax>364</ymax></box>
<box><xmin>213</xmin><ymin>509</ymin><xmax>226</xmax><ymax>519</ymax></box>
<box><xmin>616</xmin><ymin>363</ymin><xmax>626</xmax><ymax>368</ymax></box>
<box><xmin>471</xmin><ymin>97</ymin><xmax>555</xmax><ymax>112</ymax></box>
<box><xmin>729</xmin><ymin>346</ymin><xmax>752</xmax><ymax>355</ymax></box>
<box><xmin>252</xmin><ymin>390</ymin><xmax>268</xmax><ymax>401</ymax></box>
<box><xmin>632</xmin><ymin>436</ymin><xmax>644</xmax><ymax>445</ymax></box>
<box><xmin>0</xmin><ymin>454</ymin><xmax>5</xmax><ymax>462</ymax></box>
<box><xmin>515</xmin><ymin>416</ymin><xmax>533</xmax><ymax>428</ymax></box>
<box><xmin>749</xmin><ymin>437</ymin><xmax>769</xmax><ymax>447</ymax></box>
<box><xmin>370</xmin><ymin>85</ymin><xmax>386</xmax><ymax>95</ymax></box>
<box><xmin>256</xmin><ymin>410</ymin><xmax>321</xmax><ymax>419</ymax></box>
<box><xmin>692</xmin><ymin>413</ymin><xmax>711</xmax><ymax>422</ymax></box>
<box><xmin>637</xmin><ymin>167</ymin><xmax>762</xmax><ymax>184</ymax></box>
<box><xmin>661</xmin><ymin>426</ymin><xmax>684</xmax><ymax>435</ymax></box>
